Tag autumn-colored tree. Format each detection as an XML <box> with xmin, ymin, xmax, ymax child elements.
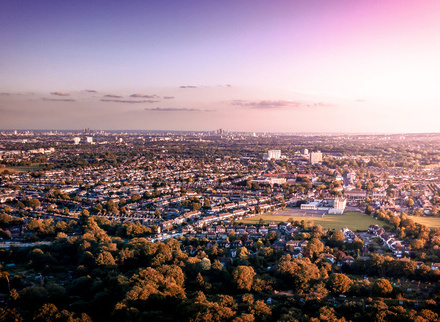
<box><xmin>373</xmin><ymin>278</ymin><xmax>393</xmax><ymax>297</ymax></box>
<box><xmin>327</xmin><ymin>273</ymin><xmax>352</xmax><ymax>294</ymax></box>
<box><xmin>306</xmin><ymin>238</ymin><xmax>324</xmax><ymax>257</ymax></box>
<box><xmin>233</xmin><ymin>266</ymin><xmax>256</xmax><ymax>292</ymax></box>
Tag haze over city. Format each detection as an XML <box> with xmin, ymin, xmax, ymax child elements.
<box><xmin>1</xmin><ymin>0</ymin><xmax>440</xmax><ymax>133</ymax></box>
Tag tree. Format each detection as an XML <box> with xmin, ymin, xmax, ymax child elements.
<box><xmin>0</xmin><ymin>266</ymin><xmax>10</xmax><ymax>292</ymax></box>
<box><xmin>96</xmin><ymin>251</ymin><xmax>116</xmax><ymax>266</ymax></box>
<box><xmin>312</xmin><ymin>306</ymin><xmax>341</xmax><ymax>322</ymax></box>
<box><xmin>306</xmin><ymin>238</ymin><xmax>324</xmax><ymax>257</ymax></box>
<box><xmin>251</xmin><ymin>183</ymin><xmax>260</xmax><ymax>191</ymax></box>
<box><xmin>373</xmin><ymin>278</ymin><xmax>393</xmax><ymax>297</ymax></box>
<box><xmin>267</xmin><ymin>231</ymin><xmax>278</xmax><ymax>243</ymax></box>
<box><xmin>389</xmin><ymin>215</ymin><xmax>400</xmax><ymax>229</ymax></box>
<box><xmin>411</xmin><ymin>238</ymin><xmax>426</xmax><ymax>250</ymax></box>
<box><xmin>331</xmin><ymin>230</ymin><xmax>345</xmax><ymax>243</ymax></box>
<box><xmin>203</xmin><ymin>198</ymin><xmax>211</xmax><ymax>209</ymax></box>
<box><xmin>233</xmin><ymin>266</ymin><xmax>255</xmax><ymax>292</ymax></box>
<box><xmin>29</xmin><ymin>198</ymin><xmax>41</xmax><ymax>209</ymax></box>
<box><xmin>201</xmin><ymin>257</ymin><xmax>211</xmax><ymax>270</ymax></box>
<box><xmin>406</xmin><ymin>198</ymin><xmax>414</xmax><ymax>208</ymax></box>
<box><xmin>327</xmin><ymin>273</ymin><xmax>352</xmax><ymax>294</ymax></box>
<box><xmin>276</xmin><ymin>255</ymin><xmax>321</xmax><ymax>293</ymax></box>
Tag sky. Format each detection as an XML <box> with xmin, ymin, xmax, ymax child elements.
<box><xmin>1</xmin><ymin>0</ymin><xmax>440</xmax><ymax>133</ymax></box>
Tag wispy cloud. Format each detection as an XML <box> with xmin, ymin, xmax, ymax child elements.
<box><xmin>180</xmin><ymin>85</ymin><xmax>198</xmax><ymax>89</ymax></box>
<box><xmin>42</xmin><ymin>97</ymin><xmax>76</xmax><ymax>102</ymax></box>
<box><xmin>101</xmin><ymin>99</ymin><xmax>159</xmax><ymax>104</ymax></box>
<box><xmin>163</xmin><ymin>96</ymin><xmax>175</xmax><ymax>99</ymax></box>
<box><xmin>232</xmin><ymin>100</ymin><xmax>301</xmax><ymax>109</ymax></box>
<box><xmin>0</xmin><ymin>93</ymin><xmax>11</xmax><ymax>96</ymax></box>
<box><xmin>231</xmin><ymin>99</ymin><xmax>334</xmax><ymax>109</ymax></box>
<box><xmin>84</xmin><ymin>89</ymin><xmax>97</xmax><ymax>93</ymax></box>
<box><xmin>306</xmin><ymin>102</ymin><xmax>334</xmax><ymax>107</ymax></box>
<box><xmin>356</xmin><ymin>99</ymin><xmax>366</xmax><ymax>102</ymax></box>
<box><xmin>103</xmin><ymin>94</ymin><xmax>123</xmax><ymax>98</ymax></box>
<box><xmin>145</xmin><ymin>107</ymin><xmax>202</xmax><ymax>112</ymax></box>
<box><xmin>130</xmin><ymin>93</ymin><xmax>159</xmax><ymax>98</ymax></box>
<box><xmin>51</xmin><ymin>91</ymin><xmax>70</xmax><ymax>96</ymax></box>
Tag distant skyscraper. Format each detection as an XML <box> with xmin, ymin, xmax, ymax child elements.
<box><xmin>300</xmin><ymin>148</ymin><xmax>309</xmax><ymax>155</ymax></box>
<box><xmin>309</xmin><ymin>151</ymin><xmax>323</xmax><ymax>164</ymax></box>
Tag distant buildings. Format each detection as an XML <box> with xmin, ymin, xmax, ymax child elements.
<box><xmin>300</xmin><ymin>198</ymin><xmax>347</xmax><ymax>214</ymax></box>
<box><xmin>252</xmin><ymin>177</ymin><xmax>286</xmax><ymax>186</ymax></box>
<box><xmin>300</xmin><ymin>148</ymin><xmax>309</xmax><ymax>155</ymax></box>
<box><xmin>86</xmin><ymin>136</ymin><xmax>93</xmax><ymax>144</ymax></box>
<box><xmin>264</xmin><ymin>150</ymin><xmax>281</xmax><ymax>160</ymax></box>
<box><xmin>309</xmin><ymin>151</ymin><xmax>323</xmax><ymax>164</ymax></box>
<box><xmin>73</xmin><ymin>137</ymin><xmax>81</xmax><ymax>145</ymax></box>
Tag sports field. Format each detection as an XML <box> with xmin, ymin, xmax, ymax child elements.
<box><xmin>0</xmin><ymin>164</ymin><xmax>45</xmax><ymax>173</ymax></box>
<box><xmin>240</xmin><ymin>211</ymin><xmax>382</xmax><ymax>231</ymax></box>
<box><xmin>410</xmin><ymin>216</ymin><xmax>440</xmax><ymax>228</ymax></box>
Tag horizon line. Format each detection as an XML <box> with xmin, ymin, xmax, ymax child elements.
<box><xmin>0</xmin><ymin>129</ymin><xmax>438</xmax><ymax>136</ymax></box>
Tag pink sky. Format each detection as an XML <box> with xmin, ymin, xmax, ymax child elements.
<box><xmin>1</xmin><ymin>0</ymin><xmax>440</xmax><ymax>132</ymax></box>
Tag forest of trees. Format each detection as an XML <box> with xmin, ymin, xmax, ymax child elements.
<box><xmin>0</xmin><ymin>215</ymin><xmax>439</xmax><ymax>321</ymax></box>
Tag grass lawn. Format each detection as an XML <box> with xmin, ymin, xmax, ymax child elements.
<box><xmin>0</xmin><ymin>164</ymin><xmax>45</xmax><ymax>173</ymax></box>
<box><xmin>240</xmin><ymin>211</ymin><xmax>383</xmax><ymax>231</ymax></box>
<box><xmin>409</xmin><ymin>216</ymin><xmax>440</xmax><ymax>228</ymax></box>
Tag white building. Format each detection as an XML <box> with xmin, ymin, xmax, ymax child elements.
<box><xmin>264</xmin><ymin>150</ymin><xmax>281</xmax><ymax>160</ymax></box>
<box><xmin>309</xmin><ymin>151</ymin><xmax>323</xmax><ymax>164</ymax></box>
<box><xmin>300</xmin><ymin>198</ymin><xmax>346</xmax><ymax>214</ymax></box>
<box><xmin>73</xmin><ymin>137</ymin><xmax>81</xmax><ymax>145</ymax></box>
<box><xmin>252</xmin><ymin>177</ymin><xmax>286</xmax><ymax>186</ymax></box>
<box><xmin>86</xmin><ymin>136</ymin><xmax>93</xmax><ymax>144</ymax></box>
<box><xmin>329</xmin><ymin>198</ymin><xmax>347</xmax><ymax>214</ymax></box>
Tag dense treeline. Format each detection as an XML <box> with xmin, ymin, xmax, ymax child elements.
<box><xmin>0</xmin><ymin>216</ymin><xmax>439</xmax><ymax>321</ymax></box>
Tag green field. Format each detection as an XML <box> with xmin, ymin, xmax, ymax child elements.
<box><xmin>240</xmin><ymin>211</ymin><xmax>382</xmax><ymax>231</ymax></box>
<box><xmin>410</xmin><ymin>216</ymin><xmax>440</xmax><ymax>228</ymax></box>
<box><xmin>0</xmin><ymin>164</ymin><xmax>45</xmax><ymax>173</ymax></box>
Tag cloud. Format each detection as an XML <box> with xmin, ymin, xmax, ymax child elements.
<box><xmin>42</xmin><ymin>97</ymin><xmax>76</xmax><ymax>102</ymax></box>
<box><xmin>232</xmin><ymin>100</ymin><xmax>301</xmax><ymax>109</ymax></box>
<box><xmin>163</xmin><ymin>96</ymin><xmax>175</xmax><ymax>99</ymax></box>
<box><xmin>145</xmin><ymin>107</ymin><xmax>202</xmax><ymax>112</ymax></box>
<box><xmin>356</xmin><ymin>99</ymin><xmax>366</xmax><ymax>102</ymax></box>
<box><xmin>231</xmin><ymin>99</ymin><xmax>334</xmax><ymax>109</ymax></box>
<box><xmin>180</xmin><ymin>84</ymin><xmax>231</xmax><ymax>89</ymax></box>
<box><xmin>103</xmin><ymin>94</ymin><xmax>123</xmax><ymax>98</ymax></box>
<box><xmin>84</xmin><ymin>89</ymin><xmax>97</xmax><ymax>93</ymax></box>
<box><xmin>0</xmin><ymin>93</ymin><xmax>11</xmax><ymax>96</ymax></box>
<box><xmin>306</xmin><ymin>102</ymin><xmax>334</xmax><ymax>107</ymax></box>
<box><xmin>130</xmin><ymin>93</ymin><xmax>159</xmax><ymax>98</ymax></box>
<box><xmin>50</xmin><ymin>91</ymin><xmax>70</xmax><ymax>96</ymax></box>
<box><xmin>101</xmin><ymin>99</ymin><xmax>159</xmax><ymax>104</ymax></box>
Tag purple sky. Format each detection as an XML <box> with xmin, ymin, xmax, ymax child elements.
<box><xmin>1</xmin><ymin>0</ymin><xmax>440</xmax><ymax>132</ymax></box>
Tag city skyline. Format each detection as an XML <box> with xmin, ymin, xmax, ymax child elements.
<box><xmin>1</xmin><ymin>0</ymin><xmax>440</xmax><ymax>133</ymax></box>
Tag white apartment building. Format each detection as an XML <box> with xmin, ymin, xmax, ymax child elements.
<box><xmin>309</xmin><ymin>151</ymin><xmax>323</xmax><ymax>164</ymax></box>
<box><xmin>264</xmin><ymin>150</ymin><xmax>281</xmax><ymax>160</ymax></box>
